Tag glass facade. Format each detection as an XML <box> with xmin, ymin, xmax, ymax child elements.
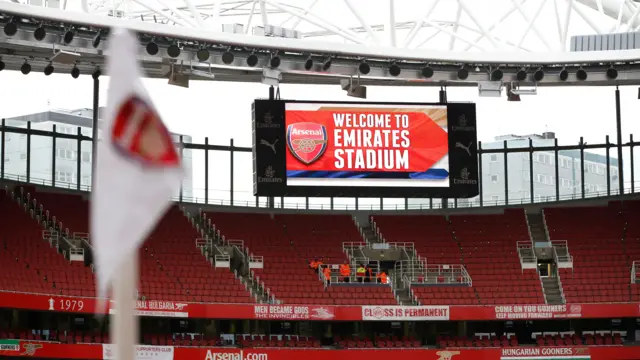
<box><xmin>1</xmin><ymin>120</ymin><xmax>638</xmax><ymax>211</ymax></box>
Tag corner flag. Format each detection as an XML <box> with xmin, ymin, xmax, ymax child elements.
<box><xmin>91</xmin><ymin>28</ymin><xmax>183</xmax><ymax>306</ymax></box>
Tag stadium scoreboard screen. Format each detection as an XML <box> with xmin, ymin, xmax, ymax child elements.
<box><xmin>252</xmin><ymin>100</ymin><xmax>478</xmax><ymax>198</ymax></box>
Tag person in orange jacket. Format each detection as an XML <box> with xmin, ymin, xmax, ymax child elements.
<box><xmin>377</xmin><ymin>271</ymin><xmax>388</xmax><ymax>284</ymax></box>
<box><xmin>339</xmin><ymin>261</ymin><xmax>351</xmax><ymax>283</ymax></box>
<box><xmin>323</xmin><ymin>266</ymin><xmax>332</xmax><ymax>285</ymax></box>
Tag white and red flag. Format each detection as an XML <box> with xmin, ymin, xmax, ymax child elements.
<box><xmin>91</xmin><ymin>28</ymin><xmax>183</xmax><ymax>305</ymax></box>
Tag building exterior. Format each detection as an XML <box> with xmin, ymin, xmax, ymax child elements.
<box><xmin>479</xmin><ymin>132</ymin><xmax>619</xmax><ymax>205</ymax></box>
<box><xmin>1</xmin><ymin>108</ymin><xmax>194</xmax><ymax>200</ymax></box>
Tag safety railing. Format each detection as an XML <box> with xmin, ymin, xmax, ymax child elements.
<box><xmin>42</xmin><ymin>230</ymin><xmax>59</xmax><ymax>248</ymax></box>
<box><xmin>195</xmin><ymin>237</ymin><xmax>212</xmax><ymax>249</ymax></box>
<box><xmin>214</xmin><ymin>254</ymin><xmax>231</xmax><ymax>268</ymax></box>
<box><xmin>387</xmin><ymin>242</ymin><xmax>415</xmax><ymax>253</ymax></box>
<box><xmin>226</xmin><ymin>239</ymin><xmax>245</xmax><ymax>251</ymax></box>
<box><xmin>249</xmin><ymin>255</ymin><xmax>264</xmax><ymax>269</ymax></box>
<box><xmin>556</xmin><ymin>272</ymin><xmax>566</xmax><ymax>304</ymax></box>
<box><xmin>632</xmin><ymin>261</ymin><xmax>639</xmax><ymax>283</ymax></box>
<box><xmin>516</xmin><ymin>240</ymin><xmax>537</xmax><ymax>269</ymax></box>
<box><xmin>551</xmin><ymin>240</ymin><xmax>573</xmax><ymax>269</ymax></box>
<box><xmin>69</xmin><ymin>247</ymin><xmax>85</xmax><ymax>261</ymax></box>
<box><xmin>405</xmin><ymin>264</ymin><xmax>473</xmax><ymax>286</ymax></box>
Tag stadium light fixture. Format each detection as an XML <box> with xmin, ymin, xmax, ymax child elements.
<box><xmin>389</xmin><ymin>62</ymin><xmax>401</xmax><ymax>76</ymax></box>
<box><xmin>3</xmin><ymin>17</ymin><xmax>18</xmax><ymax>37</ymax></box>
<box><xmin>221</xmin><ymin>49</ymin><xmax>234</xmax><ymax>64</ymax></box>
<box><xmin>490</xmin><ymin>68</ymin><xmax>503</xmax><ymax>81</ymax></box>
<box><xmin>167</xmin><ymin>44</ymin><xmax>181</xmax><ymax>58</ymax></box>
<box><xmin>71</xmin><ymin>65</ymin><xmax>80</xmax><ymax>79</ymax></box>
<box><xmin>606</xmin><ymin>66</ymin><xmax>618</xmax><ymax>80</ymax></box>
<box><xmin>304</xmin><ymin>56</ymin><xmax>314</xmax><ymax>71</ymax></box>
<box><xmin>457</xmin><ymin>66</ymin><xmax>469</xmax><ymax>80</ymax></box>
<box><xmin>20</xmin><ymin>61</ymin><xmax>31</xmax><ymax>75</ymax></box>
<box><xmin>421</xmin><ymin>65</ymin><xmax>434</xmax><ymax>78</ymax></box>
<box><xmin>34</xmin><ymin>25</ymin><xmax>46</xmax><ymax>41</ymax></box>
<box><xmin>197</xmin><ymin>48</ymin><xmax>210</xmax><ymax>62</ymax></box>
<box><xmin>576</xmin><ymin>67</ymin><xmax>587</xmax><ymax>81</ymax></box>
<box><xmin>358</xmin><ymin>60</ymin><xmax>370</xmax><ymax>75</ymax></box>
<box><xmin>246</xmin><ymin>53</ymin><xmax>258</xmax><ymax>67</ymax></box>
<box><xmin>44</xmin><ymin>62</ymin><xmax>54</xmax><ymax>76</ymax></box>
<box><xmin>322</xmin><ymin>57</ymin><xmax>332</xmax><ymax>71</ymax></box>
<box><xmin>146</xmin><ymin>41</ymin><xmax>159</xmax><ymax>56</ymax></box>
<box><xmin>92</xmin><ymin>67</ymin><xmax>101</xmax><ymax>79</ymax></box>
<box><xmin>533</xmin><ymin>68</ymin><xmax>544</xmax><ymax>82</ymax></box>
<box><xmin>516</xmin><ymin>69</ymin><xmax>527</xmax><ymax>82</ymax></box>
<box><xmin>270</xmin><ymin>54</ymin><xmax>281</xmax><ymax>69</ymax></box>
<box><xmin>92</xmin><ymin>32</ymin><xmax>102</xmax><ymax>48</ymax></box>
<box><xmin>63</xmin><ymin>29</ymin><xmax>75</xmax><ymax>44</ymax></box>
<box><xmin>559</xmin><ymin>68</ymin><xmax>569</xmax><ymax>81</ymax></box>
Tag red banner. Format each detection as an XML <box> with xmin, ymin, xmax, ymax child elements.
<box><xmin>1</xmin><ymin>291</ymin><xmax>638</xmax><ymax>321</ymax></box>
<box><xmin>285</xmin><ymin>105</ymin><xmax>448</xmax><ymax>172</ymax></box>
<box><xmin>1</xmin><ymin>343</ymin><xmax>639</xmax><ymax>360</ymax></box>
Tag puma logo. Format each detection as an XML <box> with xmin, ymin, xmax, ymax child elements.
<box><xmin>260</xmin><ymin>138</ymin><xmax>279</xmax><ymax>154</ymax></box>
<box><xmin>455</xmin><ymin>141</ymin><xmax>473</xmax><ymax>156</ymax></box>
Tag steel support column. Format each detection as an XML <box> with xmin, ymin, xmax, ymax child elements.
<box><xmin>230</xmin><ymin>138</ymin><xmax>234</xmax><ymax>206</ymax></box>
<box><xmin>554</xmin><ymin>138</ymin><xmax>559</xmax><ymax>201</ymax></box>
<box><xmin>26</xmin><ymin>122</ymin><xmax>31</xmax><ymax>183</ymax></box>
<box><xmin>606</xmin><ymin>135</ymin><xmax>611</xmax><ymax>195</ymax></box>
<box><xmin>615</xmin><ymin>87</ymin><xmax>624</xmax><ymax>194</ymax></box>
<box><xmin>91</xmin><ymin>77</ymin><xmax>100</xmax><ymax>185</ymax></box>
<box><xmin>478</xmin><ymin>141</ymin><xmax>483</xmax><ymax>206</ymax></box>
<box><xmin>204</xmin><ymin>137</ymin><xmax>209</xmax><ymax>204</ymax></box>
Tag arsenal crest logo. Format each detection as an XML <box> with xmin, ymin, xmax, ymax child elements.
<box><xmin>111</xmin><ymin>96</ymin><xmax>180</xmax><ymax>167</ymax></box>
<box><xmin>286</xmin><ymin>122</ymin><xmax>328</xmax><ymax>165</ymax></box>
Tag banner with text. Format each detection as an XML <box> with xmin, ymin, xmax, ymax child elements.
<box><xmin>501</xmin><ymin>347</ymin><xmax>590</xmax><ymax>359</ymax></box>
<box><xmin>362</xmin><ymin>306</ymin><xmax>450</xmax><ymax>321</ymax></box>
<box><xmin>1</xmin><ymin>342</ymin><xmax>639</xmax><ymax>360</ymax></box>
<box><xmin>102</xmin><ymin>345</ymin><xmax>174</xmax><ymax>360</ymax></box>
<box><xmin>494</xmin><ymin>305</ymin><xmax>582</xmax><ymax>320</ymax></box>
<box><xmin>253</xmin><ymin>305</ymin><xmax>335</xmax><ymax>320</ymax></box>
<box><xmin>1</xmin><ymin>292</ymin><xmax>639</xmax><ymax>321</ymax></box>
<box><xmin>285</xmin><ymin>103</ymin><xmax>449</xmax><ymax>188</ymax></box>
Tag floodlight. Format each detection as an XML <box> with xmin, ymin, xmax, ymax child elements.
<box><xmin>389</xmin><ymin>62</ymin><xmax>401</xmax><ymax>76</ymax></box>
<box><xmin>167</xmin><ymin>44</ymin><xmax>181</xmax><ymax>58</ymax></box>
<box><xmin>146</xmin><ymin>41</ymin><xmax>159</xmax><ymax>55</ymax></box>
<box><xmin>34</xmin><ymin>25</ymin><xmax>46</xmax><ymax>41</ymax></box>
<box><xmin>359</xmin><ymin>61</ymin><xmax>370</xmax><ymax>75</ymax></box>
<box><xmin>21</xmin><ymin>61</ymin><xmax>31</xmax><ymax>75</ymax></box>
<box><xmin>44</xmin><ymin>63</ymin><xmax>54</xmax><ymax>76</ymax></box>
<box><xmin>71</xmin><ymin>65</ymin><xmax>80</xmax><ymax>79</ymax></box>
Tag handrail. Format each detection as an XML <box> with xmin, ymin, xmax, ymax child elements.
<box><xmin>195</xmin><ymin>237</ymin><xmax>212</xmax><ymax>248</ymax></box>
<box><xmin>404</xmin><ymin>264</ymin><xmax>472</xmax><ymax>286</ymax></box>
<box><xmin>556</xmin><ymin>271</ymin><xmax>566</xmax><ymax>304</ymax></box>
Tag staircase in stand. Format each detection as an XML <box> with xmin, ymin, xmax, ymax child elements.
<box><xmin>354</xmin><ymin>216</ymin><xmax>383</xmax><ymax>244</ymax></box>
<box><xmin>541</xmin><ymin>277</ymin><xmax>565</xmax><ymax>304</ymax></box>
<box><xmin>526</xmin><ymin>211</ymin><xmax>549</xmax><ymax>242</ymax></box>
<box><xmin>187</xmin><ymin>209</ymin><xmax>273</xmax><ymax>303</ymax></box>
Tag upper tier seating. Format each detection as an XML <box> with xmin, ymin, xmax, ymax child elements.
<box><xmin>544</xmin><ymin>203</ymin><xmax>631</xmax><ymax>303</ymax></box>
<box><xmin>450</xmin><ymin>209</ymin><xmax>544</xmax><ymax>305</ymax></box>
<box><xmin>205</xmin><ymin>212</ymin><xmax>396</xmax><ymax>305</ymax></box>
<box><xmin>373</xmin><ymin>210</ymin><xmax>544</xmax><ymax>305</ymax></box>
<box><xmin>33</xmin><ymin>191</ymin><xmax>89</xmax><ymax>234</ymax></box>
<box><xmin>4</xmin><ymin>189</ymin><xmax>253</xmax><ymax>303</ymax></box>
<box><xmin>0</xmin><ymin>189</ymin><xmax>94</xmax><ymax>296</ymax></box>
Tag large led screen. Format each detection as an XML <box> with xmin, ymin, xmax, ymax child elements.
<box><xmin>252</xmin><ymin>100</ymin><xmax>478</xmax><ymax>198</ymax></box>
<box><xmin>284</xmin><ymin>103</ymin><xmax>449</xmax><ymax>188</ymax></box>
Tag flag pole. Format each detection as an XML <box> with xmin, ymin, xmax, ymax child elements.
<box><xmin>111</xmin><ymin>253</ymin><xmax>139</xmax><ymax>360</ymax></box>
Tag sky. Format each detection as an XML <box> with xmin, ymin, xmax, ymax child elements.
<box><xmin>1</xmin><ymin>0</ymin><xmax>639</xmax><ymax>209</ymax></box>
